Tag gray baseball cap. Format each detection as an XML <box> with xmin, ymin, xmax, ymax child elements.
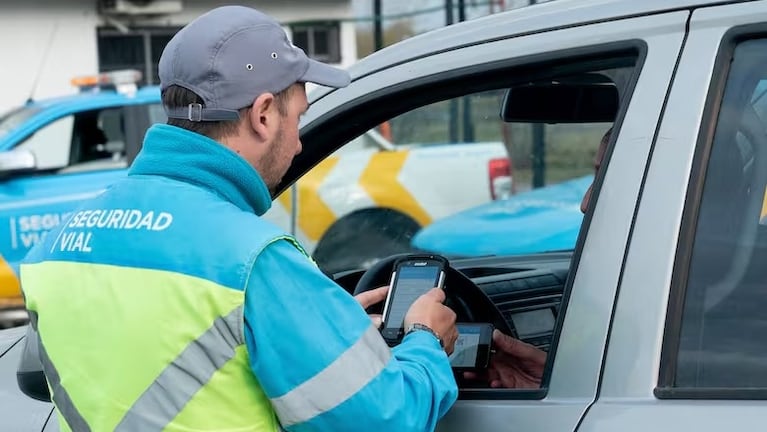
<box><xmin>159</xmin><ymin>6</ymin><xmax>351</xmax><ymax>122</ymax></box>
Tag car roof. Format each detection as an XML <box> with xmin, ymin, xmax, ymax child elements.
<box><xmin>25</xmin><ymin>85</ymin><xmax>160</xmax><ymax>110</ymax></box>
<box><xmin>309</xmin><ymin>0</ymin><xmax>749</xmax><ymax>103</ymax></box>
<box><xmin>0</xmin><ymin>85</ymin><xmax>161</xmax><ymax>150</ymax></box>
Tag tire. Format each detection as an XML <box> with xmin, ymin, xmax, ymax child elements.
<box><xmin>313</xmin><ymin>209</ymin><xmax>421</xmax><ymax>275</ymax></box>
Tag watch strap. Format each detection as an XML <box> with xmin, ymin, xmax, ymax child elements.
<box><xmin>405</xmin><ymin>323</ymin><xmax>444</xmax><ymax>348</ymax></box>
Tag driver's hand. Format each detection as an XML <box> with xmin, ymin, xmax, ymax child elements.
<box><xmin>354</xmin><ymin>286</ymin><xmax>388</xmax><ymax>329</ymax></box>
<box><xmin>463</xmin><ymin>330</ymin><xmax>546</xmax><ymax>389</ymax></box>
<box><xmin>404</xmin><ymin>288</ymin><xmax>458</xmax><ymax>355</ymax></box>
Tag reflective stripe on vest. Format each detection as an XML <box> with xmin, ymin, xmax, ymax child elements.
<box><xmin>271</xmin><ymin>324</ymin><xmax>391</xmax><ymax>427</ymax></box>
<box><xmin>22</xmin><ymin>260</ymin><xmax>279</xmax><ymax>432</ymax></box>
<box><xmin>115</xmin><ymin>305</ymin><xmax>243</xmax><ymax>431</ymax></box>
<box><xmin>28</xmin><ymin>311</ymin><xmax>91</xmax><ymax>432</ymax></box>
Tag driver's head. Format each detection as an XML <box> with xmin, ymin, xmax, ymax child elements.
<box><xmin>580</xmin><ymin>127</ymin><xmax>612</xmax><ymax>214</ymax></box>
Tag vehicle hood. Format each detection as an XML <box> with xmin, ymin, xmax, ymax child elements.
<box><xmin>412</xmin><ymin>175</ymin><xmax>592</xmax><ymax>257</ymax></box>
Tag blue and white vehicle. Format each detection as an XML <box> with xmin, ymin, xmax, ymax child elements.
<box><xmin>0</xmin><ymin>71</ymin><xmax>162</xmax><ymax>326</ymax></box>
<box><xmin>412</xmin><ymin>175</ymin><xmax>593</xmax><ymax>258</ymax></box>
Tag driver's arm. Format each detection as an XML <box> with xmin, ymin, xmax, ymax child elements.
<box><xmin>244</xmin><ymin>238</ymin><xmax>457</xmax><ymax>432</ymax></box>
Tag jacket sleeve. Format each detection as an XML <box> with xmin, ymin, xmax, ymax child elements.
<box><xmin>243</xmin><ymin>239</ymin><xmax>458</xmax><ymax>432</ymax></box>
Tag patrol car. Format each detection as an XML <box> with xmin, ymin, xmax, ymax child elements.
<box><xmin>0</xmin><ymin>71</ymin><xmax>157</xmax><ymax>328</ymax></box>
<box><xmin>0</xmin><ymin>71</ymin><xmax>510</xmax><ymax>327</ymax></box>
<box><xmin>412</xmin><ymin>175</ymin><xmax>592</xmax><ymax>257</ymax></box>
<box><xmin>8</xmin><ymin>0</ymin><xmax>767</xmax><ymax>430</ymax></box>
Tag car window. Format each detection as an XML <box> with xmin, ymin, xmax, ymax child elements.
<box><xmin>275</xmin><ymin>52</ymin><xmax>641</xmax><ymax>397</ymax></box>
<box><xmin>16</xmin><ymin>107</ymin><xmax>128</xmax><ymax>173</ymax></box>
<box><xmin>15</xmin><ymin>115</ymin><xmax>74</xmax><ymax>170</ymax></box>
<box><xmin>272</xmin><ymin>57</ymin><xmax>634</xmax><ymax>275</ymax></box>
<box><xmin>671</xmin><ymin>38</ymin><xmax>767</xmax><ymax>390</ymax></box>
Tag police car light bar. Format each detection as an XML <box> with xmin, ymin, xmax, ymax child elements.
<box><xmin>71</xmin><ymin>70</ymin><xmax>143</xmax><ymax>95</ymax></box>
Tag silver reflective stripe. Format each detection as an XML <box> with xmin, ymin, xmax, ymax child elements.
<box><xmin>114</xmin><ymin>305</ymin><xmax>243</xmax><ymax>431</ymax></box>
<box><xmin>271</xmin><ymin>325</ymin><xmax>391</xmax><ymax>427</ymax></box>
<box><xmin>29</xmin><ymin>311</ymin><xmax>92</xmax><ymax>432</ymax></box>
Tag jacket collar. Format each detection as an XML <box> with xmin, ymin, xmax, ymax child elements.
<box><xmin>129</xmin><ymin>124</ymin><xmax>272</xmax><ymax>215</ymax></box>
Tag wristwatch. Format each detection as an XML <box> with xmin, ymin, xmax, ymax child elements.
<box><xmin>405</xmin><ymin>323</ymin><xmax>444</xmax><ymax>348</ymax></box>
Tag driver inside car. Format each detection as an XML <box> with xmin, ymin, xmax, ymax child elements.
<box><xmin>466</xmin><ymin>127</ymin><xmax>612</xmax><ymax>389</ymax></box>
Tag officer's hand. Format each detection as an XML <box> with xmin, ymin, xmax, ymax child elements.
<box><xmin>404</xmin><ymin>288</ymin><xmax>458</xmax><ymax>355</ymax></box>
<box><xmin>354</xmin><ymin>286</ymin><xmax>388</xmax><ymax>329</ymax></box>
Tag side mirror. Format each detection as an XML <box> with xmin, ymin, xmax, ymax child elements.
<box><xmin>0</xmin><ymin>150</ymin><xmax>36</xmax><ymax>178</ymax></box>
<box><xmin>17</xmin><ymin>326</ymin><xmax>51</xmax><ymax>402</ymax></box>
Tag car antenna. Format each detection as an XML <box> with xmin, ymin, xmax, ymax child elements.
<box><xmin>26</xmin><ymin>19</ymin><xmax>60</xmax><ymax>105</ymax></box>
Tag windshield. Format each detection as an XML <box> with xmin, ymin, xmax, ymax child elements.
<box><xmin>0</xmin><ymin>105</ymin><xmax>43</xmax><ymax>141</ymax></box>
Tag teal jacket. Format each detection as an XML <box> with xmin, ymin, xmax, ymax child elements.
<box><xmin>25</xmin><ymin>124</ymin><xmax>457</xmax><ymax>431</ymax></box>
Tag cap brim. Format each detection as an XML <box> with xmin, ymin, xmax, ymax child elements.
<box><xmin>301</xmin><ymin>58</ymin><xmax>351</xmax><ymax>89</ymax></box>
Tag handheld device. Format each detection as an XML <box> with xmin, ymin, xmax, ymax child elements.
<box><xmin>449</xmin><ymin>322</ymin><xmax>494</xmax><ymax>371</ymax></box>
<box><xmin>380</xmin><ymin>255</ymin><xmax>448</xmax><ymax>342</ymax></box>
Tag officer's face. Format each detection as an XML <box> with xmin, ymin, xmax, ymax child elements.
<box><xmin>259</xmin><ymin>84</ymin><xmax>308</xmax><ymax>192</ymax></box>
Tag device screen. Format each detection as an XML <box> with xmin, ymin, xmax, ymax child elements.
<box><xmin>382</xmin><ymin>264</ymin><xmax>442</xmax><ymax>338</ymax></box>
<box><xmin>449</xmin><ymin>323</ymin><xmax>493</xmax><ymax>370</ymax></box>
<box><xmin>449</xmin><ymin>324</ymin><xmax>483</xmax><ymax>368</ymax></box>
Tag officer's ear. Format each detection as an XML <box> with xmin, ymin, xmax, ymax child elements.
<box><xmin>248</xmin><ymin>93</ymin><xmax>279</xmax><ymax>143</ymax></box>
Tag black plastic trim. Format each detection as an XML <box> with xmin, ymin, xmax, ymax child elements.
<box><xmin>459</xmin><ymin>388</ymin><xmax>548</xmax><ymax>400</ymax></box>
<box><xmin>656</xmin><ymin>387</ymin><xmax>767</xmax><ymax>399</ymax></box>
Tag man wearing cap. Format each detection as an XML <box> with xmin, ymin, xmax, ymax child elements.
<box><xmin>19</xmin><ymin>5</ymin><xmax>458</xmax><ymax>432</ymax></box>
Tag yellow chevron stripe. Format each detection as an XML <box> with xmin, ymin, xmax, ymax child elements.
<box><xmin>0</xmin><ymin>254</ymin><xmax>21</xmax><ymax>299</ymax></box>
<box><xmin>762</xmin><ymin>188</ymin><xmax>767</xmax><ymax>220</ymax></box>
<box><xmin>277</xmin><ymin>187</ymin><xmax>293</xmax><ymax>214</ymax></box>
<box><xmin>296</xmin><ymin>157</ymin><xmax>340</xmax><ymax>241</ymax></box>
<box><xmin>358</xmin><ymin>151</ymin><xmax>431</xmax><ymax>226</ymax></box>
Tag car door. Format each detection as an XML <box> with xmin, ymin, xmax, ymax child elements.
<box><xmin>293</xmin><ymin>9</ymin><xmax>688</xmax><ymax>432</ymax></box>
<box><xmin>580</xmin><ymin>1</ymin><xmax>767</xmax><ymax>431</ymax></box>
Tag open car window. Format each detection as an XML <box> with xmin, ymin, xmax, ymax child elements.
<box><xmin>272</xmin><ymin>59</ymin><xmax>633</xmax><ymax>274</ymax></box>
<box><xmin>270</xmin><ymin>48</ymin><xmax>642</xmax><ymax>397</ymax></box>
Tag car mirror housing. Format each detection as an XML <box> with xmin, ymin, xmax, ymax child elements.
<box><xmin>0</xmin><ymin>150</ymin><xmax>36</xmax><ymax>178</ymax></box>
<box><xmin>16</xmin><ymin>327</ymin><xmax>51</xmax><ymax>403</ymax></box>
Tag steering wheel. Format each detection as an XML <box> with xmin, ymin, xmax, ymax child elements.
<box><xmin>353</xmin><ymin>254</ymin><xmax>516</xmax><ymax>339</ymax></box>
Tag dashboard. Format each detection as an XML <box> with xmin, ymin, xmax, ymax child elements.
<box><xmin>334</xmin><ymin>251</ymin><xmax>571</xmax><ymax>352</ymax></box>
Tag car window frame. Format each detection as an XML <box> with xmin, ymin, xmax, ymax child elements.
<box><xmin>294</xmin><ymin>41</ymin><xmax>647</xmax><ymax>401</ymax></box>
<box><xmin>657</xmin><ymin>24</ymin><xmax>767</xmax><ymax>400</ymax></box>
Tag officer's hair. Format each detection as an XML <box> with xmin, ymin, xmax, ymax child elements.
<box><xmin>161</xmin><ymin>85</ymin><xmax>291</xmax><ymax>141</ymax></box>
